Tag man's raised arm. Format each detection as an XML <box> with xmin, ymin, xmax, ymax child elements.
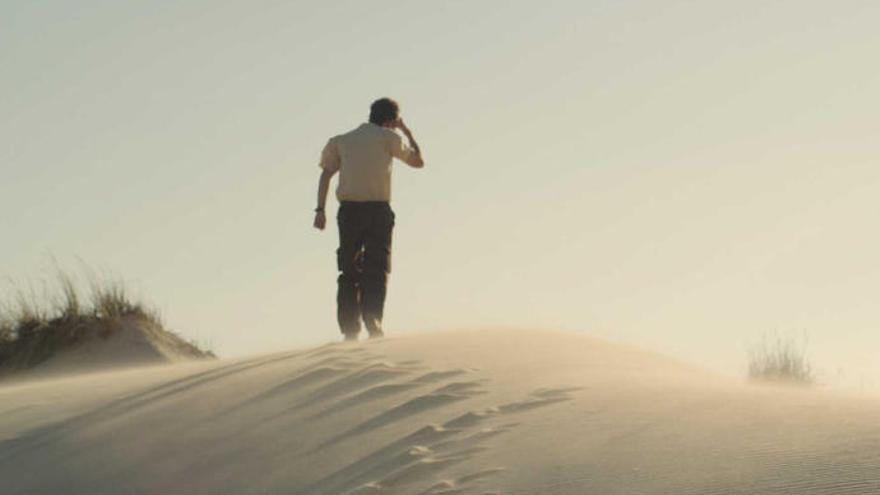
<box><xmin>395</xmin><ymin>119</ymin><xmax>424</xmax><ymax>168</ymax></box>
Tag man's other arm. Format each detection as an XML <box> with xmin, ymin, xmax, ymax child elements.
<box><xmin>313</xmin><ymin>168</ymin><xmax>335</xmax><ymax>230</ymax></box>
<box><xmin>314</xmin><ymin>138</ymin><xmax>340</xmax><ymax>231</ymax></box>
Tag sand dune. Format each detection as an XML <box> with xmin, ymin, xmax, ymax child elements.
<box><xmin>0</xmin><ymin>315</ymin><xmax>213</xmax><ymax>381</ymax></box>
<box><xmin>2</xmin><ymin>329</ymin><xmax>880</xmax><ymax>494</ymax></box>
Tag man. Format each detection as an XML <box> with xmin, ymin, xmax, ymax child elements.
<box><xmin>313</xmin><ymin>98</ymin><xmax>424</xmax><ymax>341</ymax></box>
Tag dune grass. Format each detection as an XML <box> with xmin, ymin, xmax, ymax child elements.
<box><xmin>748</xmin><ymin>332</ymin><xmax>813</xmax><ymax>385</ymax></box>
<box><xmin>0</xmin><ymin>266</ymin><xmax>207</xmax><ymax>371</ymax></box>
<box><xmin>0</xmin><ymin>269</ymin><xmax>158</xmax><ymax>332</ymax></box>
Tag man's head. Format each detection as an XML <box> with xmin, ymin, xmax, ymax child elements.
<box><xmin>369</xmin><ymin>98</ymin><xmax>399</xmax><ymax>127</ymax></box>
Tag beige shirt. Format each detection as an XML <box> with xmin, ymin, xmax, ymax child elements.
<box><xmin>319</xmin><ymin>123</ymin><xmax>418</xmax><ymax>202</ymax></box>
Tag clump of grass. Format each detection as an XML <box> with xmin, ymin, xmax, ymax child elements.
<box><xmin>748</xmin><ymin>332</ymin><xmax>813</xmax><ymax>385</ymax></box>
<box><xmin>0</xmin><ymin>265</ymin><xmax>196</xmax><ymax>371</ymax></box>
<box><xmin>54</xmin><ymin>268</ymin><xmax>81</xmax><ymax>320</ymax></box>
<box><xmin>0</xmin><ymin>312</ymin><xmax>14</xmax><ymax>344</ymax></box>
<box><xmin>12</xmin><ymin>283</ymin><xmax>49</xmax><ymax>333</ymax></box>
<box><xmin>90</xmin><ymin>276</ymin><xmax>140</xmax><ymax>320</ymax></box>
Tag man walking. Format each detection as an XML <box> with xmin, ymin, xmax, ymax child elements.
<box><xmin>313</xmin><ymin>98</ymin><xmax>424</xmax><ymax>341</ymax></box>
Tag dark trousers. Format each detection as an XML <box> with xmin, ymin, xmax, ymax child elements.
<box><xmin>336</xmin><ymin>201</ymin><xmax>395</xmax><ymax>336</ymax></box>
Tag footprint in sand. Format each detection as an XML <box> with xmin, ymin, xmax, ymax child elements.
<box><xmin>309</xmin><ymin>370</ymin><xmax>472</xmax><ymax>420</ymax></box>
<box><xmin>302</xmin><ymin>382</ymin><xmax>581</xmax><ymax>495</ymax></box>
<box><xmin>316</xmin><ymin>380</ymin><xmax>489</xmax><ymax>451</ymax></box>
<box><xmin>285</xmin><ymin>361</ymin><xmax>427</xmax><ymax>414</ymax></box>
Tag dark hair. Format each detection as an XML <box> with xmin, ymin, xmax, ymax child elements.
<box><xmin>369</xmin><ymin>98</ymin><xmax>399</xmax><ymax>125</ymax></box>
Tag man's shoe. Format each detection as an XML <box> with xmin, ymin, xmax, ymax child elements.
<box><xmin>343</xmin><ymin>332</ymin><xmax>359</xmax><ymax>342</ymax></box>
<box><xmin>363</xmin><ymin>317</ymin><xmax>384</xmax><ymax>339</ymax></box>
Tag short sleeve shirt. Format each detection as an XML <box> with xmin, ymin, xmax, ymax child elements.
<box><xmin>319</xmin><ymin>123</ymin><xmax>417</xmax><ymax>202</ymax></box>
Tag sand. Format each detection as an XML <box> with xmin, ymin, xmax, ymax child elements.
<box><xmin>2</xmin><ymin>329</ymin><xmax>879</xmax><ymax>494</ymax></box>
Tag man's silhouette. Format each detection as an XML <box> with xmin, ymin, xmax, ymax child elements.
<box><xmin>313</xmin><ymin>98</ymin><xmax>424</xmax><ymax>341</ymax></box>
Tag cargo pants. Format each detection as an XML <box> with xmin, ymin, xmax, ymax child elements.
<box><xmin>336</xmin><ymin>201</ymin><xmax>394</xmax><ymax>337</ymax></box>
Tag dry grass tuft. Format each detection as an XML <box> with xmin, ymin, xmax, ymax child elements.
<box><xmin>748</xmin><ymin>332</ymin><xmax>813</xmax><ymax>385</ymax></box>
<box><xmin>0</xmin><ymin>265</ymin><xmax>211</xmax><ymax>371</ymax></box>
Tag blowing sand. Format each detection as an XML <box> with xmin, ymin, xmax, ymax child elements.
<box><xmin>2</xmin><ymin>329</ymin><xmax>879</xmax><ymax>494</ymax></box>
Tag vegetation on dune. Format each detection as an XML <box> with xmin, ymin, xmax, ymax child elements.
<box><xmin>0</xmin><ymin>266</ymin><xmax>213</xmax><ymax>372</ymax></box>
<box><xmin>747</xmin><ymin>332</ymin><xmax>813</xmax><ymax>386</ymax></box>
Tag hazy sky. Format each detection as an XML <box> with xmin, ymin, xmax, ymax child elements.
<box><xmin>3</xmin><ymin>1</ymin><xmax>879</xmax><ymax>382</ymax></box>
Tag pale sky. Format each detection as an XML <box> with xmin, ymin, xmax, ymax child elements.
<box><xmin>3</xmin><ymin>1</ymin><xmax>879</xmax><ymax>383</ymax></box>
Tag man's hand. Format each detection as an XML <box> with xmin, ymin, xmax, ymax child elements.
<box><xmin>313</xmin><ymin>210</ymin><xmax>326</xmax><ymax>230</ymax></box>
<box><xmin>393</xmin><ymin>118</ymin><xmax>409</xmax><ymax>133</ymax></box>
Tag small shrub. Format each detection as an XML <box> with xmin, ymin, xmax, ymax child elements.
<box><xmin>748</xmin><ymin>332</ymin><xmax>813</xmax><ymax>385</ymax></box>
